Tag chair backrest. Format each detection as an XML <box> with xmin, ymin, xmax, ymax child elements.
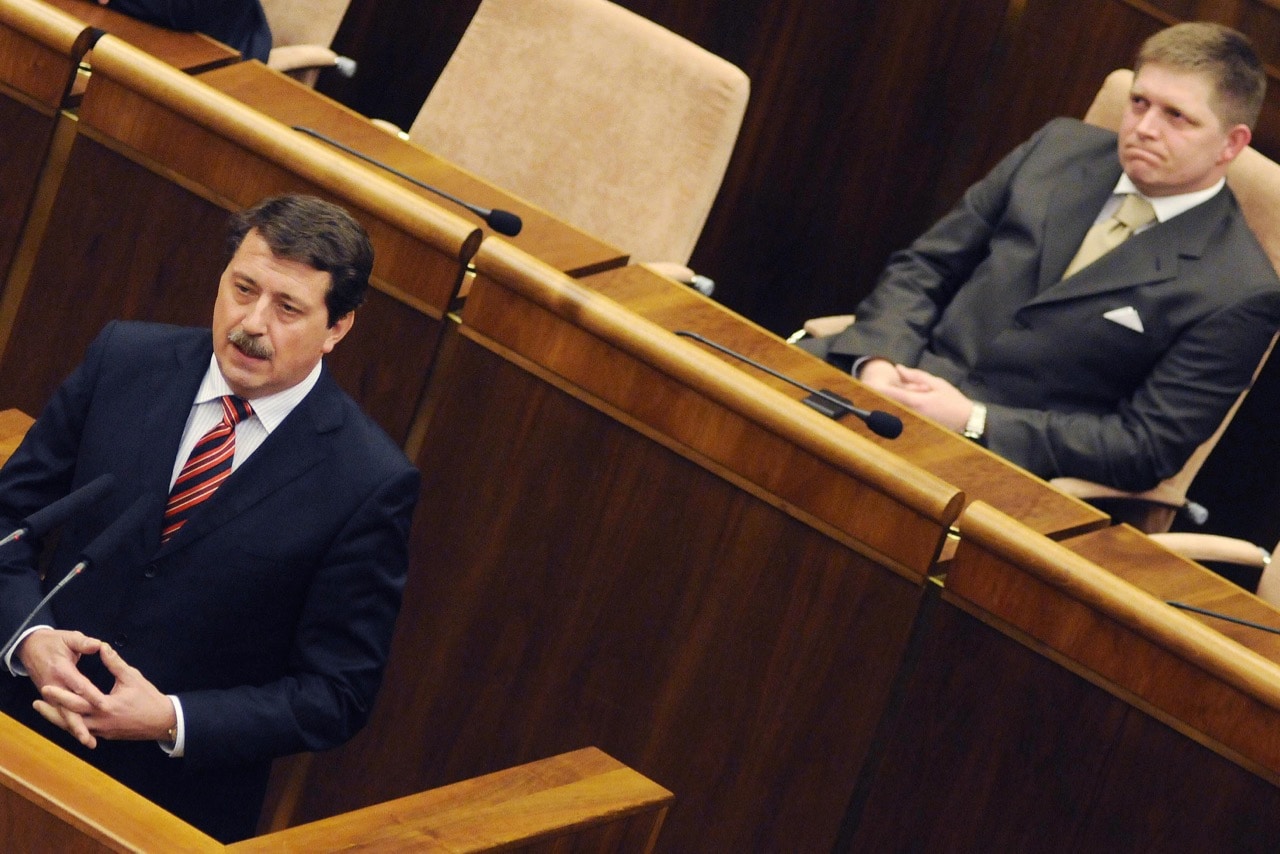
<box><xmin>406</xmin><ymin>0</ymin><xmax>749</xmax><ymax>266</ymax></box>
<box><xmin>1082</xmin><ymin>68</ymin><xmax>1280</xmax><ymax>528</ymax></box>
<box><xmin>259</xmin><ymin>0</ymin><xmax>348</xmax><ymax>51</ymax></box>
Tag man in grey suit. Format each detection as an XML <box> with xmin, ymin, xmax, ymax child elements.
<box><xmin>799</xmin><ymin>22</ymin><xmax>1280</xmax><ymax>492</ymax></box>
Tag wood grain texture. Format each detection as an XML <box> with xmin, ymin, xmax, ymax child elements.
<box><xmin>39</xmin><ymin>0</ymin><xmax>240</xmax><ymax>73</ymax></box>
<box><xmin>583</xmin><ymin>263</ymin><xmax>1109</xmax><ymax>541</ymax></box>
<box><xmin>233</xmin><ymin>748</ymin><xmax>670</xmax><ymax>853</ymax></box>
<box><xmin>281</xmin><ymin>240</ymin><xmax>961</xmax><ymax>852</ymax></box>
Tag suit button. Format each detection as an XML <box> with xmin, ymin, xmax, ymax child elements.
<box><xmin>113</xmin><ymin>634</ymin><xmax>128</xmax><ymax>648</ymax></box>
<box><xmin>143</xmin><ymin>564</ymin><xmax>157</xmax><ymax>579</ymax></box>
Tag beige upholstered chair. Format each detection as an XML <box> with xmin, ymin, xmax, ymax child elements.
<box><xmin>1149</xmin><ymin>532</ymin><xmax>1279</xmax><ymax>604</ymax></box>
<box><xmin>393</xmin><ymin>0</ymin><xmax>749</xmax><ymax>290</ymax></box>
<box><xmin>794</xmin><ymin>69</ymin><xmax>1280</xmax><ymax>534</ymax></box>
<box><xmin>260</xmin><ymin>0</ymin><xmax>354</xmax><ymax>86</ymax></box>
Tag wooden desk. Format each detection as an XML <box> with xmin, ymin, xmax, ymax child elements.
<box><xmin>842</xmin><ymin>503</ymin><xmax>1280</xmax><ymax>850</ymax></box>
<box><xmin>197</xmin><ymin>60</ymin><xmax>630</xmax><ymax>278</ymax></box>
<box><xmin>38</xmin><ymin>0</ymin><xmax>239</xmax><ymax>73</ymax></box>
<box><xmin>0</xmin><ymin>703</ymin><xmax>671</xmax><ymax>852</ymax></box>
<box><xmin>279</xmin><ymin>238</ymin><xmax>964</xmax><ymax>852</ymax></box>
<box><xmin>581</xmin><ymin>263</ymin><xmax>1109</xmax><ymax>541</ymax></box>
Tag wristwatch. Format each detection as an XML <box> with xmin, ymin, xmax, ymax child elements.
<box><xmin>962</xmin><ymin>402</ymin><xmax>987</xmax><ymax>442</ymax></box>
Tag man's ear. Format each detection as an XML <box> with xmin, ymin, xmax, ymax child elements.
<box><xmin>1220</xmin><ymin>123</ymin><xmax>1252</xmax><ymax>165</ymax></box>
<box><xmin>323</xmin><ymin>311</ymin><xmax>354</xmax><ymax>354</ymax></box>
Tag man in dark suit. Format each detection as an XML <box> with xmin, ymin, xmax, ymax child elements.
<box><xmin>799</xmin><ymin>22</ymin><xmax>1280</xmax><ymax>492</ymax></box>
<box><xmin>0</xmin><ymin>195</ymin><xmax>419</xmax><ymax>842</ymax></box>
<box><xmin>97</xmin><ymin>0</ymin><xmax>272</xmax><ymax>63</ymax></box>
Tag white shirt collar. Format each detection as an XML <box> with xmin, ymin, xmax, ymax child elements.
<box><xmin>1114</xmin><ymin>174</ymin><xmax>1225</xmax><ymax>223</ymax></box>
<box><xmin>194</xmin><ymin>355</ymin><xmax>322</xmax><ymax>432</ymax></box>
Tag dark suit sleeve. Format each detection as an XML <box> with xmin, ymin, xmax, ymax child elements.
<box><xmin>175</xmin><ymin>461</ymin><xmax>419</xmax><ymax>770</ymax></box>
<box><xmin>985</xmin><ymin>290</ymin><xmax>1280</xmax><ymax>490</ymax></box>
<box><xmin>815</xmin><ymin>123</ymin><xmax>1056</xmax><ymax>366</ymax></box>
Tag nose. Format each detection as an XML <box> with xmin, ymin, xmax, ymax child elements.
<box><xmin>1133</xmin><ymin>108</ymin><xmax>1160</xmax><ymax>138</ymax></box>
<box><xmin>241</xmin><ymin>295</ymin><xmax>271</xmax><ymax>334</ymax></box>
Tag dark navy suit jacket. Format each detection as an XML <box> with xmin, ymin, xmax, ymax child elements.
<box><xmin>108</xmin><ymin>0</ymin><xmax>272</xmax><ymax>62</ymax></box>
<box><xmin>0</xmin><ymin>321</ymin><xmax>419</xmax><ymax>841</ymax></box>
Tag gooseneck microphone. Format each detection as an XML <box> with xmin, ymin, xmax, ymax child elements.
<box><xmin>675</xmin><ymin>331</ymin><xmax>904</xmax><ymax>439</ymax></box>
<box><xmin>1167</xmin><ymin>600</ymin><xmax>1280</xmax><ymax>635</ymax></box>
<box><xmin>292</xmin><ymin>125</ymin><xmax>524</xmax><ymax>237</ymax></box>
<box><xmin>0</xmin><ymin>494</ymin><xmax>156</xmax><ymax>663</ymax></box>
<box><xmin>0</xmin><ymin>474</ymin><xmax>117</xmax><ymax>548</ymax></box>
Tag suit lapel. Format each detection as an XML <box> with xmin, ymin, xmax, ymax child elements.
<box><xmin>1037</xmin><ymin>151</ymin><xmax>1122</xmax><ymax>291</ymax></box>
<box><xmin>156</xmin><ymin>366</ymin><xmax>344</xmax><ymax>554</ymax></box>
<box><xmin>1029</xmin><ymin>181</ymin><xmax>1234</xmax><ymax>308</ymax></box>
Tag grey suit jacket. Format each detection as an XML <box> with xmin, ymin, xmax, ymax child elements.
<box><xmin>802</xmin><ymin>118</ymin><xmax>1280</xmax><ymax>490</ymax></box>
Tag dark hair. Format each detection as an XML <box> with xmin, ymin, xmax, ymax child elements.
<box><xmin>228</xmin><ymin>195</ymin><xmax>374</xmax><ymax>326</ymax></box>
<box><xmin>1136</xmin><ymin>22</ymin><xmax>1266</xmax><ymax>130</ymax></box>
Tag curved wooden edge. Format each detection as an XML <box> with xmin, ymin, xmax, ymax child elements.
<box><xmin>950</xmin><ymin>501</ymin><xmax>1280</xmax><ymax>713</ymax></box>
<box><xmin>0</xmin><ymin>0</ymin><xmax>89</xmax><ymax>57</ymax></box>
<box><xmin>80</xmin><ymin>36</ymin><xmax>482</xmax><ymax>264</ymax></box>
<box><xmin>469</xmin><ymin>238</ymin><xmax>965</xmax><ymax>535</ymax></box>
<box><xmin>230</xmin><ymin>748</ymin><xmax>673</xmax><ymax>853</ymax></box>
<box><xmin>0</xmin><ymin>711</ymin><xmax>222</xmax><ymax>851</ymax></box>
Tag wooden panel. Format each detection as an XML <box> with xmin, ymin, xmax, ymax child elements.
<box><xmin>280</xmin><ymin>239</ymin><xmax>964</xmax><ymax>852</ymax></box>
<box><xmin>198</xmin><ymin>61</ymin><xmax>630</xmax><ymax>278</ymax></box>
<box><xmin>948</xmin><ymin>503</ymin><xmax>1280</xmax><ymax>777</ymax></box>
<box><xmin>0</xmin><ymin>34</ymin><xmax>480</xmax><ymax>445</ymax></box>
<box><xmin>841</xmin><ymin>584</ymin><xmax>1280</xmax><ymax>851</ymax></box>
<box><xmin>0</xmin><ymin>0</ymin><xmax>88</xmax><ymax>306</ymax></box>
<box><xmin>233</xmin><ymin>748</ymin><xmax>671</xmax><ymax>853</ymax></box>
<box><xmin>583</xmin><ymin>264</ymin><xmax>1109</xmax><ymax>541</ymax></box>
<box><xmin>38</xmin><ymin>0</ymin><xmax>240</xmax><ymax>73</ymax></box>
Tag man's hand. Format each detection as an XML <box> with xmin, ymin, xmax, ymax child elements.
<box><xmin>34</xmin><ymin>643</ymin><xmax>175</xmax><ymax>746</ymax></box>
<box><xmin>858</xmin><ymin>359</ymin><xmax>974</xmax><ymax>432</ymax></box>
<box><xmin>17</xmin><ymin>628</ymin><xmax>108</xmax><ymax>748</ymax></box>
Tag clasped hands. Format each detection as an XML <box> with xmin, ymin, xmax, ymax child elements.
<box><xmin>17</xmin><ymin>628</ymin><xmax>175</xmax><ymax>749</ymax></box>
<box><xmin>857</xmin><ymin>358</ymin><xmax>974</xmax><ymax>432</ymax></box>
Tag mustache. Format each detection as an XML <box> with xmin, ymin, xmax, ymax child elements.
<box><xmin>228</xmin><ymin>327</ymin><xmax>273</xmax><ymax>358</ymax></box>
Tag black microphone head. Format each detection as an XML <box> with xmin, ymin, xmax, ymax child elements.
<box><xmin>78</xmin><ymin>494</ymin><xmax>156</xmax><ymax>569</ymax></box>
<box><xmin>865</xmin><ymin>410</ymin><xmax>903</xmax><ymax>439</ymax></box>
<box><xmin>23</xmin><ymin>473</ymin><xmax>117</xmax><ymax>539</ymax></box>
<box><xmin>485</xmin><ymin>208</ymin><xmax>523</xmax><ymax>237</ymax></box>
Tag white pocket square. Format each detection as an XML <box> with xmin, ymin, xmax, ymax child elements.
<box><xmin>1103</xmin><ymin>306</ymin><xmax>1144</xmax><ymax>333</ymax></box>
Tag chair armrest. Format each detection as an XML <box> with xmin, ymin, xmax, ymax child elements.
<box><xmin>371</xmin><ymin>118</ymin><xmax>408</xmax><ymax>138</ymax></box>
<box><xmin>803</xmin><ymin>314</ymin><xmax>855</xmax><ymax>338</ymax></box>
<box><xmin>1149</xmin><ymin>532</ymin><xmax>1271</xmax><ymax>569</ymax></box>
<box><xmin>267</xmin><ymin>45</ymin><xmax>339</xmax><ymax>74</ymax></box>
<box><xmin>640</xmin><ymin>261</ymin><xmax>714</xmax><ymax>296</ymax></box>
<box><xmin>1049</xmin><ymin>477</ymin><xmax>1186</xmax><ymax>510</ymax></box>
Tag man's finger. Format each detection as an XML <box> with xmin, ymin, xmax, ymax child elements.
<box><xmin>32</xmin><ymin>699</ymin><xmax>97</xmax><ymax>749</ymax></box>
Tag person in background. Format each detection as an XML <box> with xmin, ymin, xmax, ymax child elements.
<box><xmin>96</xmin><ymin>0</ymin><xmax>272</xmax><ymax>62</ymax></box>
<box><xmin>799</xmin><ymin>22</ymin><xmax>1280</xmax><ymax>492</ymax></box>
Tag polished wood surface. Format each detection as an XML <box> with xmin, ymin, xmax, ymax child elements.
<box><xmin>281</xmin><ymin>238</ymin><xmax>964</xmax><ymax>852</ymax></box>
<box><xmin>1</xmin><ymin>702</ymin><xmax>670</xmax><ymax>853</ymax></box>
<box><xmin>234</xmin><ymin>748</ymin><xmax>671</xmax><ymax>853</ymax></box>
<box><xmin>841</xmin><ymin>503</ymin><xmax>1280</xmax><ymax>850</ymax></box>
<box><xmin>0</xmin><ymin>0</ymin><xmax>88</xmax><ymax>309</ymax></box>
<box><xmin>0</xmin><ymin>34</ymin><xmax>481</xmax><ymax>446</ymax></box>
<box><xmin>198</xmin><ymin>60</ymin><xmax>629</xmax><ymax>278</ymax></box>
<box><xmin>37</xmin><ymin>0</ymin><xmax>240</xmax><ymax>73</ymax></box>
<box><xmin>583</xmin><ymin>263</ymin><xmax>1109</xmax><ymax>541</ymax></box>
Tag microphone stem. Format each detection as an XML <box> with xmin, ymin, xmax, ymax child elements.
<box><xmin>0</xmin><ymin>563</ymin><xmax>85</xmax><ymax>663</ymax></box>
<box><xmin>674</xmin><ymin>330</ymin><xmax>862</xmax><ymax>415</ymax></box>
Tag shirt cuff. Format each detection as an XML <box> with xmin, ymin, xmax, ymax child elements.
<box><xmin>160</xmin><ymin>695</ymin><xmax>185</xmax><ymax>757</ymax></box>
<box><xmin>4</xmin><ymin>624</ymin><xmax>52</xmax><ymax>676</ymax></box>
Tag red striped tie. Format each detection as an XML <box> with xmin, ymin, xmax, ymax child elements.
<box><xmin>162</xmin><ymin>395</ymin><xmax>253</xmax><ymax>543</ymax></box>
